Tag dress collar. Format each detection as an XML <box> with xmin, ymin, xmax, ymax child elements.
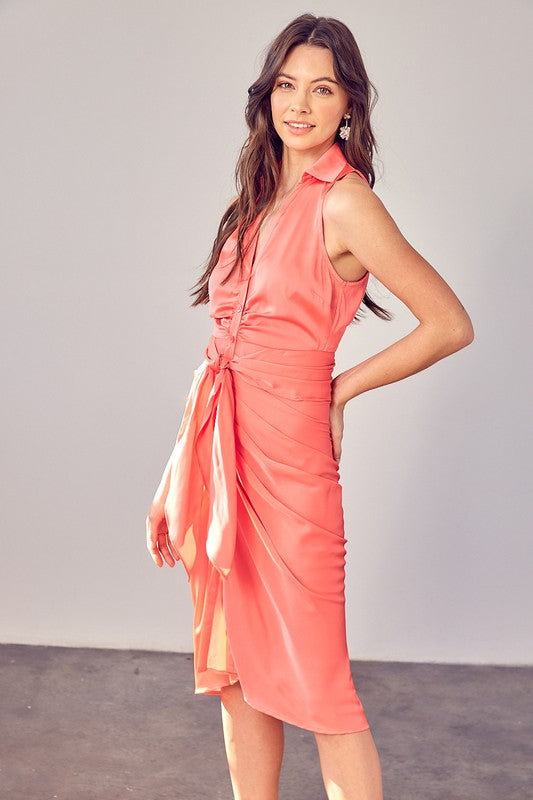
<box><xmin>302</xmin><ymin>141</ymin><xmax>350</xmax><ymax>182</ymax></box>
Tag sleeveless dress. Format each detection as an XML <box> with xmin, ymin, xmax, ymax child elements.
<box><xmin>162</xmin><ymin>141</ymin><xmax>371</xmax><ymax>734</ymax></box>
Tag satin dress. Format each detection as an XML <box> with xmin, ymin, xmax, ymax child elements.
<box><xmin>161</xmin><ymin>140</ymin><xmax>371</xmax><ymax>734</ymax></box>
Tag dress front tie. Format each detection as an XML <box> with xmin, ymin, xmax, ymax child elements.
<box><xmin>165</xmin><ymin>343</ymin><xmax>237</xmax><ymax>579</ymax></box>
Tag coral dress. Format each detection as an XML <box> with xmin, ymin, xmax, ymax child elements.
<box><xmin>161</xmin><ymin>141</ymin><xmax>371</xmax><ymax>734</ymax></box>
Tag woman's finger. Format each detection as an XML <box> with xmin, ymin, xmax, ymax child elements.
<box><xmin>146</xmin><ymin>513</ymin><xmax>163</xmax><ymax>568</ymax></box>
<box><xmin>158</xmin><ymin>536</ymin><xmax>176</xmax><ymax>568</ymax></box>
<box><xmin>329</xmin><ymin>404</ymin><xmax>344</xmax><ymax>464</ymax></box>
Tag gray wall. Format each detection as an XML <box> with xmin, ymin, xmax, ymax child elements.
<box><xmin>1</xmin><ymin>0</ymin><xmax>531</xmax><ymax>664</ymax></box>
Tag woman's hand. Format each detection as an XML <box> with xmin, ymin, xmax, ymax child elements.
<box><xmin>146</xmin><ymin>499</ymin><xmax>176</xmax><ymax>569</ymax></box>
<box><xmin>145</xmin><ymin>455</ymin><xmax>176</xmax><ymax>569</ymax></box>
<box><xmin>329</xmin><ymin>398</ymin><xmax>345</xmax><ymax>464</ymax></box>
<box><xmin>146</xmin><ymin>500</ymin><xmax>176</xmax><ymax>568</ymax></box>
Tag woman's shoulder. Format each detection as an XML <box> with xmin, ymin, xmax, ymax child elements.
<box><xmin>335</xmin><ymin>169</ymin><xmax>369</xmax><ymax>190</ymax></box>
<box><xmin>323</xmin><ymin>169</ymin><xmax>373</xmax><ymax>220</ymax></box>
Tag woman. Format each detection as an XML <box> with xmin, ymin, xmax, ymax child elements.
<box><xmin>146</xmin><ymin>13</ymin><xmax>474</xmax><ymax>800</ymax></box>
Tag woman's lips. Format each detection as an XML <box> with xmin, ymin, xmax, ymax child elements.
<box><xmin>284</xmin><ymin>121</ymin><xmax>315</xmax><ymax>135</ymax></box>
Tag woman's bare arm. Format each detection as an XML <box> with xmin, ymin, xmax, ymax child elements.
<box><xmin>327</xmin><ymin>176</ymin><xmax>475</xmax><ymax>408</ymax></box>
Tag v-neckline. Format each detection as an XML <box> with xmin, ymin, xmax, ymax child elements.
<box><xmin>248</xmin><ymin>180</ymin><xmax>304</xmax><ymax>273</ymax></box>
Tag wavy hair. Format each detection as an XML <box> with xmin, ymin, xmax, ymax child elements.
<box><xmin>189</xmin><ymin>13</ymin><xmax>392</xmax><ymax>323</ymax></box>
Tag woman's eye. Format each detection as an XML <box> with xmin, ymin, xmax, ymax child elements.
<box><xmin>275</xmin><ymin>82</ymin><xmax>332</xmax><ymax>95</ymax></box>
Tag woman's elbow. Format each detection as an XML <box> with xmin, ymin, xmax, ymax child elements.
<box><xmin>448</xmin><ymin>310</ymin><xmax>475</xmax><ymax>350</ymax></box>
<box><xmin>424</xmin><ymin>310</ymin><xmax>475</xmax><ymax>355</ymax></box>
<box><xmin>457</xmin><ymin>310</ymin><xmax>475</xmax><ymax>346</ymax></box>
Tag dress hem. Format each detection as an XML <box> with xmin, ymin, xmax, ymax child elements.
<box><xmin>193</xmin><ymin>682</ymin><xmax>371</xmax><ymax>735</ymax></box>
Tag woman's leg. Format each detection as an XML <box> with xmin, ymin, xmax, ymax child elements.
<box><xmin>314</xmin><ymin>728</ymin><xmax>383</xmax><ymax>800</ymax></box>
<box><xmin>220</xmin><ymin>680</ymin><xmax>284</xmax><ymax>800</ymax></box>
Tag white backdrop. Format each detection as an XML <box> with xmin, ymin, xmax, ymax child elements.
<box><xmin>1</xmin><ymin>0</ymin><xmax>531</xmax><ymax>665</ymax></box>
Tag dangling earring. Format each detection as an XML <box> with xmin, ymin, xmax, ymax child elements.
<box><xmin>339</xmin><ymin>112</ymin><xmax>351</xmax><ymax>140</ymax></box>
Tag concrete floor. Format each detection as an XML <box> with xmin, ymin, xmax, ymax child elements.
<box><xmin>0</xmin><ymin>644</ymin><xmax>531</xmax><ymax>799</ymax></box>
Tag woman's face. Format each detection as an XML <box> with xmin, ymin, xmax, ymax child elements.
<box><xmin>270</xmin><ymin>44</ymin><xmax>350</xmax><ymax>153</ymax></box>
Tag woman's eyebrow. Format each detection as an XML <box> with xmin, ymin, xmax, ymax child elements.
<box><xmin>275</xmin><ymin>72</ymin><xmax>339</xmax><ymax>85</ymax></box>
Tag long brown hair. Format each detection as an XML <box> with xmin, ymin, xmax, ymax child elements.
<box><xmin>189</xmin><ymin>13</ymin><xmax>392</xmax><ymax>323</ymax></box>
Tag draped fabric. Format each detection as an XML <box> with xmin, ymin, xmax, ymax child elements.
<box><xmin>163</xmin><ymin>141</ymin><xmax>372</xmax><ymax>733</ymax></box>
